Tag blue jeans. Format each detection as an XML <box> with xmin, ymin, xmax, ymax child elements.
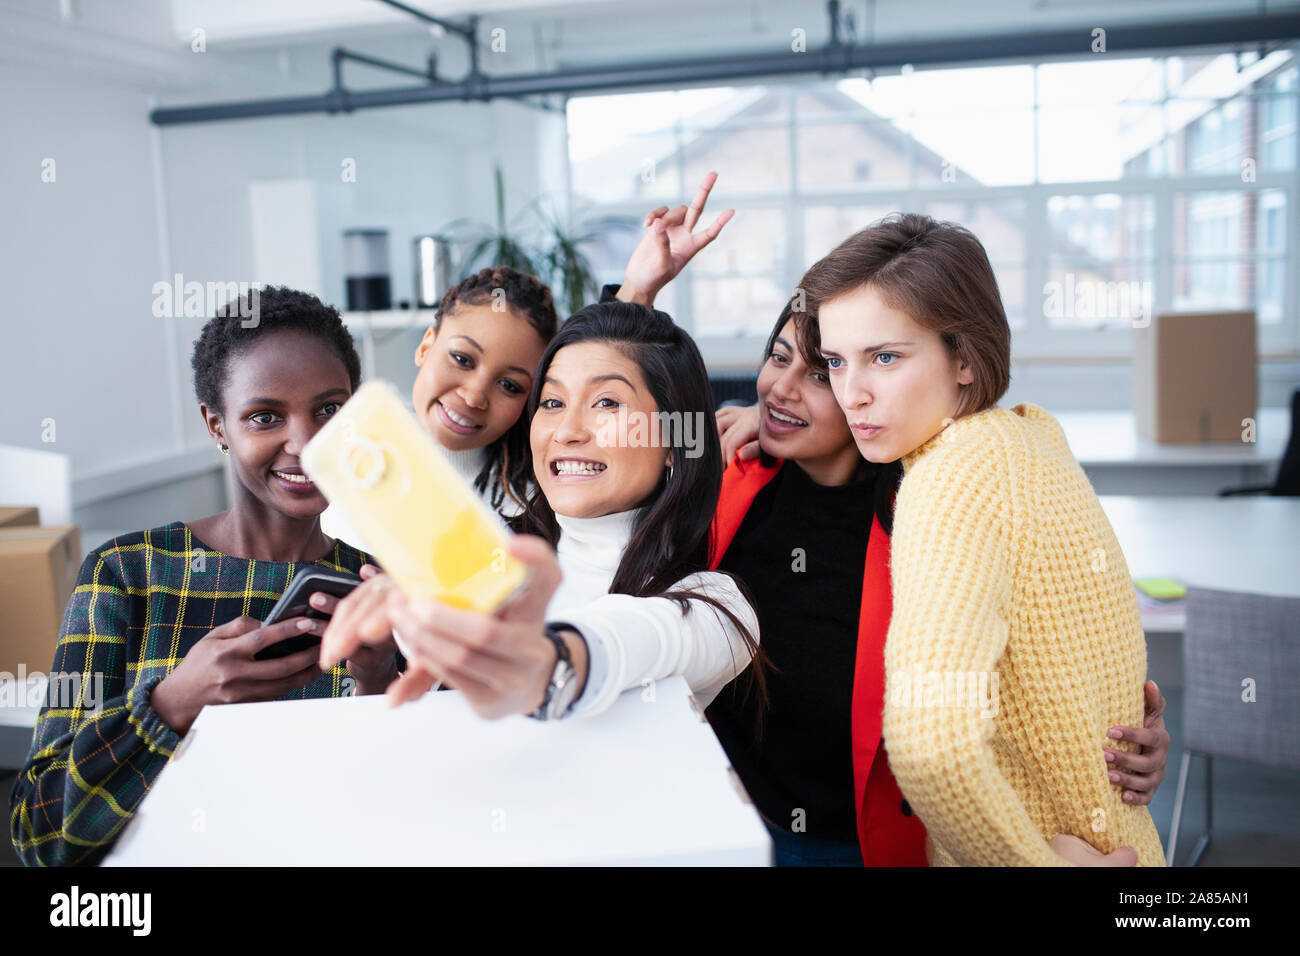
<box><xmin>763</xmin><ymin>819</ymin><xmax>864</xmax><ymax>867</ymax></box>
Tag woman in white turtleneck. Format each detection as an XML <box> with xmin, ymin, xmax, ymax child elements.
<box><xmin>538</xmin><ymin>504</ymin><xmax>752</xmax><ymax>716</ymax></box>
<box><xmin>320</xmin><ymin>301</ymin><xmax>764</xmax><ymax>720</ymax></box>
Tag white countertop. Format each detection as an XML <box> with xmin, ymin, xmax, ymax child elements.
<box><xmin>1058</xmin><ymin>407</ymin><xmax>1287</xmax><ymax>467</ymax></box>
<box><xmin>104</xmin><ymin>676</ymin><xmax>769</xmax><ymax>866</ymax></box>
<box><xmin>1101</xmin><ymin>494</ymin><xmax>1300</xmax><ymax>632</ymax></box>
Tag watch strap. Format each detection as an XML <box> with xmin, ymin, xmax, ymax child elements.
<box><xmin>529</xmin><ymin>623</ymin><xmax>576</xmax><ymax>721</ymax></box>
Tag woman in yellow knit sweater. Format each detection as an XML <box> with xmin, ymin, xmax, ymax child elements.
<box><xmin>794</xmin><ymin>213</ymin><xmax>1166</xmax><ymax>867</ymax></box>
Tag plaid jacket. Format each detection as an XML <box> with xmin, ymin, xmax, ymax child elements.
<box><xmin>9</xmin><ymin>521</ymin><xmax>371</xmax><ymax>866</ymax></box>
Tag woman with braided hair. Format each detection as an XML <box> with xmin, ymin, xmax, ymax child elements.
<box><xmin>322</xmin><ymin>264</ymin><xmax>558</xmax><ymax>536</ymax></box>
<box><xmin>408</xmin><ymin>265</ymin><xmax>560</xmax><ymax>516</ymax></box>
<box><xmin>325</xmin><ymin>175</ymin><xmax>732</xmax><ymax>533</ymax></box>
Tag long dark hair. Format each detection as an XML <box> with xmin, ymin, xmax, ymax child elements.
<box><xmin>435</xmin><ymin>266</ymin><xmax>559</xmax><ymax>511</ymax></box>
<box><xmin>515</xmin><ymin>301</ymin><xmax>767</xmax><ymax>704</ymax></box>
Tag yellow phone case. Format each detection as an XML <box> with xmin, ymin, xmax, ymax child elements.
<box><xmin>302</xmin><ymin>381</ymin><xmax>528</xmax><ymax>612</ymax></box>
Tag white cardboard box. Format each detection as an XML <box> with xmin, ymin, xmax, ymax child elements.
<box><xmin>105</xmin><ymin>676</ymin><xmax>770</xmax><ymax>866</ymax></box>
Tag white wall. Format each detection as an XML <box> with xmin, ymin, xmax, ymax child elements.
<box><xmin>0</xmin><ymin>5</ymin><xmax>564</xmax><ymax>547</ymax></box>
<box><xmin>0</xmin><ymin>58</ymin><xmax>177</xmax><ymax>473</ymax></box>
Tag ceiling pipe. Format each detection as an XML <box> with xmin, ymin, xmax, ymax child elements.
<box><xmin>329</xmin><ymin>47</ymin><xmax>445</xmax><ymax>114</ymax></box>
<box><xmin>149</xmin><ymin>7</ymin><xmax>1300</xmax><ymax>126</ymax></box>
<box><xmin>373</xmin><ymin>0</ymin><xmax>475</xmax><ymax>43</ymax></box>
<box><xmin>371</xmin><ymin>0</ymin><xmax>485</xmax><ymax>94</ymax></box>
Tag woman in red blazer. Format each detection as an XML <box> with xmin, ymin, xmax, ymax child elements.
<box><xmin>704</xmin><ymin>301</ymin><xmax>926</xmax><ymax>865</ymax></box>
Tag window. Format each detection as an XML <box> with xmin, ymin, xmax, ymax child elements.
<box><xmin>1261</xmin><ymin>64</ymin><xmax>1298</xmax><ymax>171</ymax></box>
<box><xmin>565</xmin><ymin>46</ymin><xmax>1299</xmax><ymax>363</ymax></box>
<box><xmin>1045</xmin><ymin>194</ymin><xmax>1154</xmax><ymax>329</ymax></box>
<box><xmin>1173</xmin><ymin>189</ymin><xmax>1288</xmax><ymax>323</ymax></box>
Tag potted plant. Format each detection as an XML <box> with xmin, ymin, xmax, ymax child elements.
<box><xmin>447</xmin><ymin>166</ymin><xmax>635</xmax><ymax>316</ymax></box>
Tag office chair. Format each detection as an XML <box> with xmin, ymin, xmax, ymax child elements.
<box><xmin>1219</xmin><ymin>387</ymin><xmax>1300</xmax><ymax>496</ymax></box>
<box><xmin>1166</xmin><ymin>587</ymin><xmax>1300</xmax><ymax>865</ymax></box>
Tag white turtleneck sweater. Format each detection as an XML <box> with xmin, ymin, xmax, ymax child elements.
<box><xmin>548</xmin><ymin>508</ymin><xmax>759</xmax><ymax>717</ymax></box>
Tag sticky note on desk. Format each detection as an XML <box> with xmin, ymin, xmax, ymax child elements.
<box><xmin>1134</xmin><ymin>577</ymin><xmax>1187</xmax><ymax>601</ymax></box>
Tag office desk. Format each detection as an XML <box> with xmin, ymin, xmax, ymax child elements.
<box><xmin>104</xmin><ymin>676</ymin><xmax>769</xmax><ymax>866</ymax></box>
<box><xmin>1100</xmin><ymin>495</ymin><xmax>1300</xmax><ymax>633</ymax></box>
<box><xmin>1059</xmin><ymin>408</ymin><xmax>1287</xmax><ymax>496</ymax></box>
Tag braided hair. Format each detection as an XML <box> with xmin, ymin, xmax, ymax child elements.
<box><xmin>435</xmin><ymin>267</ymin><xmax>559</xmax><ymax>510</ymax></box>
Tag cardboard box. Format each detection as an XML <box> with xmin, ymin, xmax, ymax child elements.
<box><xmin>0</xmin><ymin>526</ymin><xmax>81</xmax><ymax>674</ymax></box>
<box><xmin>1134</xmin><ymin>310</ymin><xmax>1257</xmax><ymax>443</ymax></box>
<box><xmin>0</xmin><ymin>506</ymin><xmax>39</xmax><ymax>529</ymax></box>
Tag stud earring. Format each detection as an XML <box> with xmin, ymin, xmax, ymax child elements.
<box><xmin>218</xmin><ymin>443</ymin><xmax>229</xmax><ymax>455</ymax></box>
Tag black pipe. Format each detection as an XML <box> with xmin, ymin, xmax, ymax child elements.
<box><xmin>466</xmin><ymin>14</ymin><xmax>484</xmax><ymax>101</ymax></box>
<box><xmin>333</xmin><ymin>47</ymin><xmax>439</xmax><ymax>83</ymax></box>
<box><xmin>150</xmin><ymin>12</ymin><xmax>1300</xmax><ymax>126</ymax></box>
<box><xmin>330</xmin><ymin>48</ymin><xmax>348</xmax><ymax>113</ymax></box>
<box><xmin>373</xmin><ymin>0</ymin><xmax>473</xmax><ymax>40</ymax></box>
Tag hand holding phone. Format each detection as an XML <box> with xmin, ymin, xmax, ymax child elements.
<box><xmin>301</xmin><ymin>381</ymin><xmax>528</xmax><ymax>612</ymax></box>
<box><xmin>312</xmin><ymin>564</ymin><xmax>403</xmax><ymax>693</ymax></box>
<box><xmin>151</xmin><ymin>615</ymin><xmax>329</xmax><ymax>734</ymax></box>
<box><xmin>255</xmin><ymin>568</ymin><xmax>361</xmax><ymax>660</ymax></box>
<box><xmin>380</xmin><ymin>533</ymin><xmax>578</xmax><ymax>719</ymax></box>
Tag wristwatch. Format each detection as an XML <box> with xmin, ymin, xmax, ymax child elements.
<box><xmin>529</xmin><ymin>623</ymin><xmax>582</xmax><ymax>721</ymax></box>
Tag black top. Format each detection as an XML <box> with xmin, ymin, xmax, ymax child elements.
<box><xmin>709</xmin><ymin>460</ymin><xmax>877</xmax><ymax>843</ymax></box>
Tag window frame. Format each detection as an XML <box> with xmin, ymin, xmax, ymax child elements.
<box><xmin>563</xmin><ymin>49</ymin><xmax>1300</xmax><ymax>369</ymax></box>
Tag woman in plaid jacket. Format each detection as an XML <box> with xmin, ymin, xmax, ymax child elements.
<box><xmin>9</xmin><ymin>287</ymin><xmax>396</xmax><ymax>866</ymax></box>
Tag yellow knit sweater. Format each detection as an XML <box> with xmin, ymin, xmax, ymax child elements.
<box><xmin>881</xmin><ymin>403</ymin><xmax>1166</xmax><ymax>867</ymax></box>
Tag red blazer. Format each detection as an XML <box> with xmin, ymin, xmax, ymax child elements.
<box><xmin>709</xmin><ymin>453</ymin><xmax>929</xmax><ymax>866</ymax></box>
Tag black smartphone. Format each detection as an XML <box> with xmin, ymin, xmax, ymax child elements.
<box><xmin>255</xmin><ymin>568</ymin><xmax>362</xmax><ymax>661</ymax></box>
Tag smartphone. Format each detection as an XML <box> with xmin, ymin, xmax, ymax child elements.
<box><xmin>255</xmin><ymin>568</ymin><xmax>361</xmax><ymax>661</ymax></box>
<box><xmin>301</xmin><ymin>381</ymin><xmax>528</xmax><ymax>614</ymax></box>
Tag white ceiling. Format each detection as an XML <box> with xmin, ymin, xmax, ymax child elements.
<box><xmin>2</xmin><ymin>0</ymin><xmax>1297</xmax><ymax>96</ymax></box>
<box><xmin>167</xmin><ymin>0</ymin><xmax>619</xmax><ymax>47</ymax></box>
